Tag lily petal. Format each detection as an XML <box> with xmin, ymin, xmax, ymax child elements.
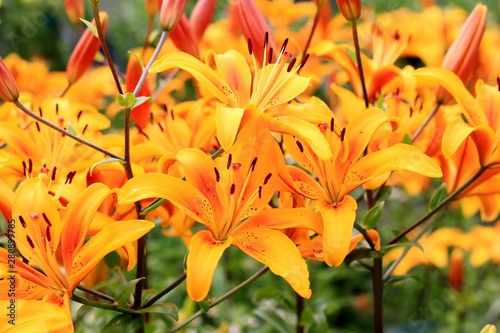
<box><xmin>233</xmin><ymin>227</ymin><xmax>311</xmax><ymax>298</ymax></box>
<box><xmin>316</xmin><ymin>195</ymin><xmax>357</xmax><ymax>267</ymax></box>
<box><xmin>186</xmin><ymin>230</ymin><xmax>232</xmax><ymax>301</ymax></box>
<box><xmin>215</xmin><ymin>105</ymin><xmax>245</xmax><ymax>151</ymax></box>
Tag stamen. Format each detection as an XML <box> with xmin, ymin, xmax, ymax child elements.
<box><xmin>280</xmin><ymin>38</ymin><xmax>289</xmax><ymax>54</ymax></box>
<box><xmin>299</xmin><ymin>53</ymin><xmax>310</xmax><ymax>69</ymax></box>
<box><xmin>19</xmin><ymin>216</ymin><xmax>27</xmax><ymax>229</ymax></box>
<box><xmin>46</xmin><ymin>226</ymin><xmax>51</xmax><ymax>242</ymax></box>
<box><xmin>29</xmin><ymin>212</ymin><xmax>39</xmax><ymax>219</ymax></box>
<box><xmin>36</xmin><ymin>122</ymin><xmax>41</xmax><ymax>132</ymax></box>
<box><xmin>157</xmin><ymin>122</ymin><xmax>164</xmax><ymax>132</ymax></box>
<box><xmin>497</xmin><ymin>77</ymin><xmax>500</xmax><ymax>91</ymax></box>
<box><xmin>55</xmin><ymin>103</ymin><xmax>59</xmax><ymax>115</ymax></box>
<box><xmin>287</xmin><ymin>58</ymin><xmax>297</xmax><ymax>72</ymax></box>
<box><xmin>82</xmin><ymin>124</ymin><xmax>88</xmax><ymax>135</ymax></box>
<box><xmin>170</xmin><ymin>109</ymin><xmax>175</xmax><ymax>120</ymax></box>
<box><xmin>230</xmin><ymin>183</ymin><xmax>236</xmax><ymax>195</ymax></box>
<box><xmin>51</xmin><ymin>167</ymin><xmax>57</xmax><ymax>181</ymax></box>
<box><xmin>232</xmin><ymin>163</ymin><xmax>241</xmax><ymax>171</ymax></box>
<box><xmin>247</xmin><ymin>38</ymin><xmax>253</xmax><ymax>55</ymax></box>
<box><xmin>263</xmin><ymin>173</ymin><xmax>272</xmax><ymax>185</ymax></box>
<box><xmin>42</xmin><ymin>213</ymin><xmax>52</xmax><ymax>227</ymax></box>
<box><xmin>28</xmin><ymin>158</ymin><xmax>33</xmax><ymax>174</ymax></box>
<box><xmin>227</xmin><ymin>154</ymin><xmax>232</xmax><ymax>169</ymax></box>
<box><xmin>264</xmin><ymin>31</ymin><xmax>269</xmax><ymax>49</ymax></box>
<box><xmin>77</xmin><ymin>110</ymin><xmax>83</xmax><ymax>121</ymax></box>
<box><xmin>38</xmin><ymin>107</ymin><xmax>43</xmax><ymax>117</ymax></box>
<box><xmin>149</xmin><ymin>112</ymin><xmax>154</xmax><ymax>125</ymax></box>
<box><xmin>258</xmin><ymin>185</ymin><xmax>262</xmax><ymax>199</ymax></box>
<box><xmin>267</xmin><ymin>47</ymin><xmax>273</xmax><ymax>64</ymax></box>
<box><xmin>340</xmin><ymin>128</ymin><xmax>346</xmax><ymax>141</ymax></box>
<box><xmin>296</xmin><ymin>141</ymin><xmax>304</xmax><ymax>153</ymax></box>
<box><xmin>214</xmin><ymin>167</ymin><xmax>220</xmax><ymax>182</ymax></box>
<box><xmin>330</xmin><ymin>118</ymin><xmax>334</xmax><ymax>132</ymax></box>
<box><xmin>250</xmin><ymin>157</ymin><xmax>257</xmax><ymax>171</ymax></box>
<box><xmin>22</xmin><ymin>161</ymin><xmax>27</xmax><ymax>176</ymax></box>
<box><xmin>26</xmin><ymin>235</ymin><xmax>35</xmax><ymax>249</ymax></box>
<box><xmin>68</xmin><ymin>171</ymin><xmax>76</xmax><ymax>184</ymax></box>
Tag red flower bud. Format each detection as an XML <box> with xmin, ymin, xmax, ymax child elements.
<box><xmin>437</xmin><ymin>3</ymin><xmax>487</xmax><ymax>102</ymax></box>
<box><xmin>64</xmin><ymin>0</ymin><xmax>84</xmax><ymax>25</ymax></box>
<box><xmin>66</xmin><ymin>12</ymin><xmax>109</xmax><ymax>85</ymax></box>
<box><xmin>145</xmin><ymin>0</ymin><xmax>162</xmax><ymax>18</ymax></box>
<box><xmin>189</xmin><ymin>0</ymin><xmax>217</xmax><ymax>41</ymax></box>
<box><xmin>160</xmin><ymin>0</ymin><xmax>188</xmax><ymax>31</ymax></box>
<box><xmin>0</xmin><ymin>56</ymin><xmax>19</xmax><ymax>102</ymax></box>
<box><xmin>448</xmin><ymin>248</ymin><xmax>465</xmax><ymax>291</ymax></box>
<box><xmin>336</xmin><ymin>0</ymin><xmax>361</xmax><ymax>22</ymax></box>
<box><xmin>170</xmin><ymin>15</ymin><xmax>200</xmax><ymax>58</ymax></box>
<box><xmin>126</xmin><ymin>49</ymin><xmax>153</xmax><ymax>129</ymax></box>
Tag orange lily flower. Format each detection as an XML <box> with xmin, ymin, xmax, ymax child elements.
<box><xmin>149</xmin><ymin>41</ymin><xmax>330</xmax><ymax>159</ymax></box>
<box><xmin>284</xmin><ymin>103</ymin><xmax>442</xmax><ymax>266</ymax></box>
<box><xmin>414</xmin><ymin>68</ymin><xmax>500</xmax><ymax>168</ymax></box>
<box><xmin>119</xmin><ymin>115</ymin><xmax>321</xmax><ymax>301</ymax></box>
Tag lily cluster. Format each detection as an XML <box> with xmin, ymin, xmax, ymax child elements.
<box><xmin>0</xmin><ymin>0</ymin><xmax>499</xmax><ymax>331</ymax></box>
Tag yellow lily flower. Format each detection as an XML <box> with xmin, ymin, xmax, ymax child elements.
<box><xmin>120</xmin><ymin>115</ymin><xmax>322</xmax><ymax>301</ymax></box>
<box><xmin>0</xmin><ymin>177</ymin><xmax>153</xmax><ymax>297</ymax></box>
<box><xmin>414</xmin><ymin>68</ymin><xmax>500</xmax><ymax>167</ymax></box>
<box><xmin>148</xmin><ymin>41</ymin><xmax>330</xmax><ymax>159</ymax></box>
<box><xmin>284</xmin><ymin>102</ymin><xmax>442</xmax><ymax>266</ymax></box>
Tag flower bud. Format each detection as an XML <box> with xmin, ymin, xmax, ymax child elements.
<box><xmin>0</xmin><ymin>56</ymin><xmax>19</xmax><ymax>102</ymax></box>
<box><xmin>145</xmin><ymin>0</ymin><xmax>162</xmax><ymax>18</ymax></box>
<box><xmin>235</xmin><ymin>0</ymin><xmax>277</xmax><ymax>65</ymax></box>
<box><xmin>170</xmin><ymin>14</ymin><xmax>200</xmax><ymax>58</ymax></box>
<box><xmin>480</xmin><ymin>325</ymin><xmax>497</xmax><ymax>333</ymax></box>
<box><xmin>448</xmin><ymin>248</ymin><xmax>465</xmax><ymax>291</ymax></box>
<box><xmin>336</xmin><ymin>0</ymin><xmax>361</xmax><ymax>22</ymax></box>
<box><xmin>189</xmin><ymin>0</ymin><xmax>217</xmax><ymax>41</ymax></box>
<box><xmin>66</xmin><ymin>12</ymin><xmax>109</xmax><ymax>85</ymax></box>
<box><xmin>126</xmin><ymin>49</ymin><xmax>153</xmax><ymax>129</ymax></box>
<box><xmin>64</xmin><ymin>0</ymin><xmax>84</xmax><ymax>25</ymax></box>
<box><xmin>437</xmin><ymin>4</ymin><xmax>487</xmax><ymax>102</ymax></box>
<box><xmin>160</xmin><ymin>0</ymin><xmax>188</xmax><ymax>31</ymax></box>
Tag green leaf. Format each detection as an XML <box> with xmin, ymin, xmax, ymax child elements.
<box><xmin>198</xmin><ymin>300</ymin><xmax>210</xmax><ymax>313</ymax></box>
<box><xmin>363</xmin><ymin>202</ymin><xmax>385</xmax><ymax>230</ymax></box>
<box><xmin>116</xmin><ymin>92</ymin><xmax>136</xmax><ymax>108</ymax></box>
<box><xmin>89</xmin><ymin>157</ymin><xmax>124</xmax><ymax>176</ymax></box>
<box><xmin>377</xmin><ymin>186</ymin><xmax>392</xmax><ymax>202</ymax></box>
<box><xmin>344</xmin><ymin>248</ymin><xmax>379</xmax><ymax>267</ymax></box>
<box><xmin>380</xmin><ymin>241</ymin><xmax>424</xmax><ymax>255</ymax></box>
<box><xmin>429</xmin><ymin>183</ymin><xmax>448</xmax><ymax>210</ymax></box>
<box><xmin>132</xmin><ymin>96</ymin><xmax>153</xmax><ymax>109</ymax></box>
<box><xmin>401</xmin><ymin>133</ymin><xmax>412</xmax><ymax>145</ymax></box>
<box><xmin>103</xmin><ymin>251</ymin><xmax>121</xmax><ymax>270</ymax></box>
<box><xmin>113</xmin><ymin>278</ymin><xmax>145</xmax><ymax>307</ymax></box>
<box><xmin>101</xmin><ymin>314</ymin><xmax>142</xmax><ymax>333</ymax></box>
<box><xmin>386</xmin><ymin>274</ymin><xmax>421</xmax><ymax>285</ymax></box>
<box><xmin>135</xmin><ymin>303</ymin><xmax>178</xmax><ymax>320</ymax></box>
<box><xmin>67</xmin><ymin>122</ymin><xmax>78</xmax><ymax>136</ymax></box>
<box><xmin>80</xmin><ymin>18</ymin><xmax>98</xmax><ymax>38</ymax></box>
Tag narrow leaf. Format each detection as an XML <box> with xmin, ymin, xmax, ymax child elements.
<box><xmin>344</xmin><ymin>248</ymin><xmax>379</xmax><ymax>267</ymax></box>
<box><xmin>114</xmin><ymin>278</ymin><xmax>145</xmax><ymax>307</ymax></box>
<box><xmin>89</xmin><ymin>157</ymin><xmax>124</xmax><ymax>176</ymax></box>
<box><xmin>363</xmin><ymin>202</ymin><xmax>385</xmax><ymax>230</ymax></box>
<box><xmin>103</xmin><ymin>251</ymin><xmax>121</xmax><ymax>270</ymax></box>
<box><xmin>429</xmin><ymin>183</ymin><xmax>448</xmax><ymax>210</ymax></box>
<box><xmin>135</xmin><ymin>303</ymin><xmax>178</xmax><ymax>320</ymax></box>
<box><xmin>80</xmin><ymin>18</ymin><xmax>98</xmax><ymax>38</ymax></box>
<box><xmin>101</xmin><ymin>314</ymin><xmax>143</xmax><ymax>333</ymax></box>
<box><xmin>132</xmin><ymin>96</ymin><xmax>153</xmax><ymax>109</ymax></box>
<box><xmin>67</xmin><ymin>121</ymin><xmax>78</xmax><ymax>136</ymax></box>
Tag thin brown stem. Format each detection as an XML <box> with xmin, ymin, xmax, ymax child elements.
<box><xmin>76</xmin><ymin>285</ymin><xmax>115</xmax><ymax>303</ymax></box>
<box><xmin>296</xmin><ymin>293</ymin><xmax>305</xmax><ymax>333</ymax></box>
<box><xmin>412</xmin><ymin>102</ymin><xmax>442</xmax><ymax>142</ymax></box>
<box><xmin>351</xmin><ymin>20</ymin><xmax>369</xmax><ymax>108</ymax></box>
<box><xmin>372</xmin><ymin>258</ymin><xmax>383</xmax><ymax>333</ymax></box>
<box><xmin>138</xmin><ymin>273</ymin><xmax>187</xmax><ymax>310</ymax></box>
<box><xmin>14</xmin><ymin>100</ymin><xmax>122</xmax><ymax>159</ymax></box>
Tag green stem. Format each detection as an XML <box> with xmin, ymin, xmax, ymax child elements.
<box><xmin>350</xmin><ymin>20</ymin><xmax>369</xmax><ymax>108</ymax></box>
<box><xmin>141</xmin><ymin>198</ymin><xmax>167</xmax><ymax>216</ymax></box>
<box><xmin>71</xmin><ymin>294</ymin><xmax>136</xmax><ymax>315</ymax></box>
<box><xmin>386</xmin><ymin>166</ymin><xmax>487</xmax><ymax>246</ymax></box>
<box><xmin>76</xmin><ymin>285</ymin><xmax>115</xmax><ymax>303</ymax></box>
<box><xmin>372</xmin><ymin>258</ymin><xmax>383</xmax><ymax>333</ymax></box>
<box><xmin>296</xmin><ymin>292</ymin><xmax>305</xmax><ymax>333</ymax></box>
<box><xmin>412</xmin><ymin>102</ymin><xmax>442</xmax><ymax>142</ymax></box>
<box><xmin>139</xmin><ymin>273</ymin><xmax>187</xmax><ymax>310</ymax></box>
<box><xmin>169</xmin><ymin>266</ymin><xmax>270</xmax><ymax>332</ymax></box>
<box><xmin>14</xmin><ymin>100</ymin><xmax>122</xmax><ymax>159</ymax></box>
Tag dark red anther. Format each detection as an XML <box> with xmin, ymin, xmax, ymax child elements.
<box><xmin>77</xmin><ymin>110</ymin><xmax>83</xmax><ymax>121</ymax></box>
<box><xmin>299</xmin><ymin>53</ymin><xmax>310</xmax><ymax>69</ymax></box>
<box><xmin>250</xmin><ymin>157</ymin><xmax>257</xmax><ymax>171</ymax></box>
<box><xmin>42</xmin><ymin>212</ymin><xmax>52</xmax><ymax>227</ymax></box>
<box><xmin>340</xmin><ymin>128</ymin><xmax>346</xmax><ymax>141</ymax></box>
<box><xmin>230</xmin><ymin>183</ymin><xmax>236</xmax><ymax>195</ymax></box>
<box><xmin>82</xmin><ymin>124</ymin><xmax>88</xmax><ymax>135</ymax></box>
<box><xmin>330</xmin><ymin>118</ymin><xmax>334</xmax><ymax>132</ymax></box>
<box><xmin>267</xmin><ymin>47</ymin><xmax>273</xmax><ymax>64</ymax></box>
<box><xmin>263</xmin><ymin>173</ymin><xmax>272</xmax><ymax>185</ymax></box>
<box><xmin>19</xmin><ymin>215</ymin><xmax>27</xmax><ymax>229</ymax></box>
<box><xmin>296</xmin><ymin>141</ymin><xmax>304</xmax><ymax>153</ymax></box>
<box><xmin>26</xmin><ymin>235</ymin><xmax>35</xmax><ymax>249</ymax></box>
<box><xmin>51</xmin><ymin>166</ymin><xmax>57</xmax><ymax>181</ymax></box>
<box><xmin>258</xmin><ymin>185</ymin><xmax>262</xmax><ymax>199</ymax></box>
<box><xmin>214</xmin><ymin>167</ymin><xmax>220</xmax><ymax>182</ymax></box>
<box><xmin>247</xmin><ymin>38</ymin><xmax>253</xmax><ymax>55</ymax></box>
<box><xmin>280</xmin><ymin>38</ymin><xmax>289</xmax><ymax>54</ymax></box>
<box><xmin>264</xmin><ymin>31</ymin><xmax>269</xmax><ymax>49</ymax></box>
<box><xmin>227</xmin><ymin>154</ymin><xmax>232</xmax><ymax>170</ymax></box>
<box><xmin>287</xmin><ymin>58</ymin><xmax>297</xmax><ymax>72</ymax></box>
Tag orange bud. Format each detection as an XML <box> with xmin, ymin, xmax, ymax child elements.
<box><xmin>0</xmin><ymin>56</ymin><xmax>19</xmax><ymax>102</ymax></box>
<box><xmin>189</xmin><ymin>0</ymin><xmax>217</xmax><ymax>41</ymax></box>
<box><xmin>448</xmin><ymin>248</ymin><xmax>465</xmax><ymax>291</ymax></box>
<box><xmin>170</xmin><ymin>14</ymin><xmax>200</xmax><ymax>58</ymax></box>
<box><xmin>235</xmin><ymin>0</ymin><xmax>277</xmax><ymax>65</ymax></box>
<box><xmin>336</xmin><ymin>0</ymin><xmax>362</xmax><ymax>21</ymax></box>
<box><xmin>437</xmin><ymin>4</ymin><xmax>487</xmax><ymax>102</ymax></box>
<box><xmin>159</xmin><ymin>0</ymin><xmax>188</xmax><ymax>31</ymax></box>
<box><xmin>145</xmin><ymin>0</ymin><xmax>162</xmax><ymax>18</ymax></box>
<box><xmin>66</xmin><ymin>12</ymin><xmax>109</xmax><ymax>85</ymax></box>
<box><xmin>126</xmin><ymin>50</ymin><xmax>153</xmax><ymax>129</ymax></box>
<box><xmin>64</xmin><ymin>0</ymin><xmax>84</xmax><ymax>25</ymax></box>
<box><xmin>314</xmin><ymin>0</ymin><xmax>328</xmax><ymax>10</ymax></box>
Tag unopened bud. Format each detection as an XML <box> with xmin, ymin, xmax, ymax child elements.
<box><xmin>170</xmin><ymin>15</ymin><xmax>200</xmax><ymax>58</ymax></box>
<box><xmin>336</xmin><ymin>0</ymin><xmax>362</xmax><ymax>21</ymax></box>
<box><xmin>189</xmin><ymin>0</ymin><xmax>217</xmax><ymax>41</ymax></box>
<box><xmin>437</xmin><ymin>4</ymin><xmax>487</xmax><ymax>102</ymax></box>
<box><xmin>64</xmin><ymin>0</ymin><xmax>84</xmax><ymax>25</ymax></box>
<box><xmin>448</xmin><ymin>248</ymin><xmax>465</xmax><ymax>291</ymax></box>
<box><xmin>0</xmin><ymin>56</ymin><xmax>19</xmax><ymax>102</ymax></box>
<box><xmin>145</xmin><ymin>0</ymin><xmax>163</xmax><ymax>18</ymax></box>
<box><xmin>160</xmin><ymin>0</ymin><xmax>188</xmax><ymax>31</ymax></box>
<box><xmin>480</xmin><ymin>325</ymin><xmax>497</xmax><ymax>333</ymax></box>
<box><xmin>126</xmin><ymin>49</ymin><xmax>153</xmax><ymax>129</ymax></box>
<box><xmin>66</xmin><ymin>12</ymin><xmax>109</xmax><ymax>85</ymax></box>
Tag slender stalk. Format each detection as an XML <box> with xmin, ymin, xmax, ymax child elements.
<box><xmin>71</xmin><ymin>294</ymin><xmax>136</xmax><ymax>315</ymax></box>
<box><xmin>296</xmin><ymin>293</ymin><xmax>305</xmax><ymax>333</ymax></box>
<box><xmin>386</xmin><ymin>165</ymin><xmax>488</xmax><ymax>246</ymax></box>
<box><xmin>354</xmin><ymin>222</ymin><xmax>376</xmax><ymax>250</ymax></box>
<box><xmin>153</xmin><ymin>68</ymin><xmax>180</xmax><ymax>100</ymax></box>
<box><xmin>351</xmin><ymin>20</ymin><xmax>369</xmax><ymax>108</ymax></box>
<box><xmin>141</xmin><ymin>198</ymin><xmax>167</xmax><ymax>216</ymax></box>
<box><xmin>412</xmin><ymin>102</ymin><xmax>442</xmax><ymax>142</ymax></box>
<box><xmin>139</xmin><ymin>273</ymin><xmax>187</xmax><ymax>310</ymax></box>
<box><xmin>90</xmin><ymin>2</ymin><xmax>123</xmax><ymax>95</ymax></box>
<box><xmin>142</xmin><ymin>17</ymin><xmax>154</xmax><ymax>55</ymax></box>
<box><xmin>169</xmin><ymin>266</ymin><xmax>270</xmax><ymax>332</ymax></box>
<box><xmin>14</xmin><ymin>100</ymin><xmax>122</xmax><ymax>159</ymax></box>
<box><xmin>76</xmin><ymin>285</ymin><xmax>115</xmax><ymax>303</ymax></box>
<box><xmin>299</xmin><ymin>6</ymin><xmax>322</xmax><ymax>73</ymax></box>
<box><xmin>211</xmin><ymin>147</ymin><xmax>225</xmax><ymax>159</ymax></box>
<box><xmin>134</xmin><ymin>31</ymin><xmax>169</xmax><ymax>97</ymax></box>
<box><xmin>372</xmin><ymin>257</ymin><xmax>383</xmax><ymax>333</ymax></box>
